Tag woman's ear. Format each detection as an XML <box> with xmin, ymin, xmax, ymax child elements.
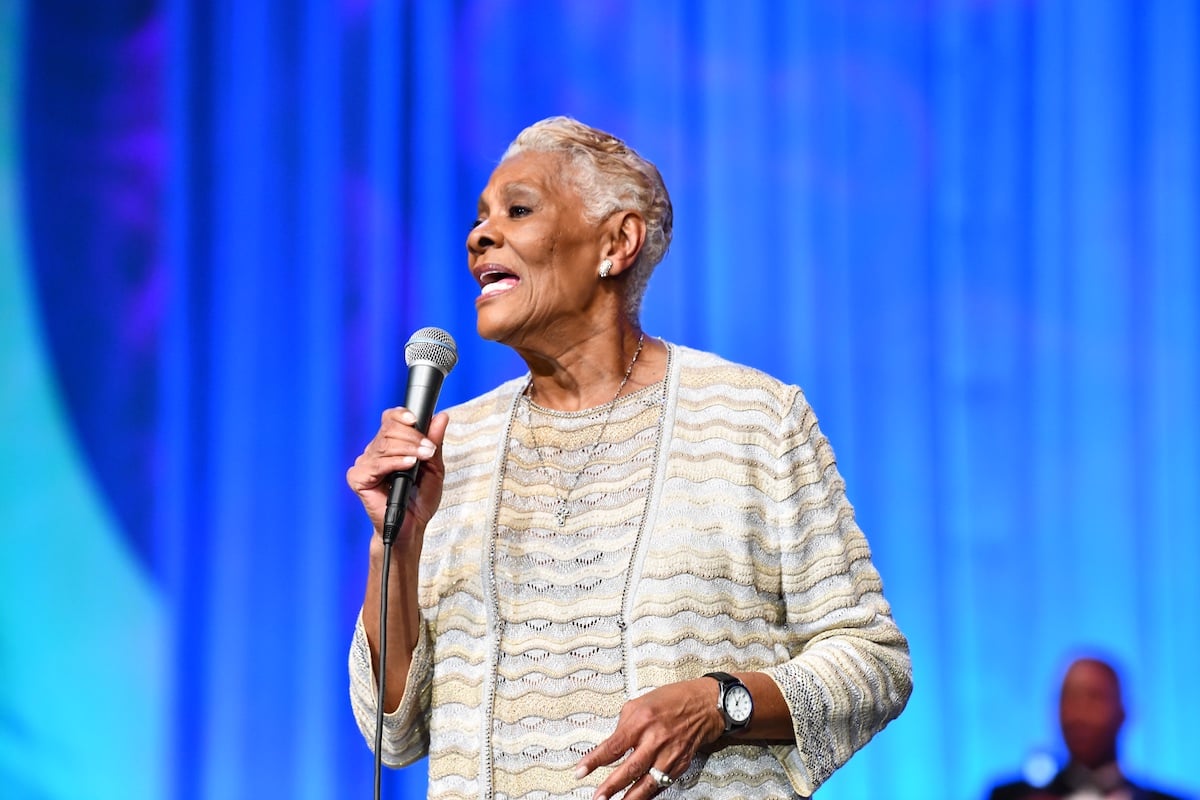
<box><xmin>603</xmin><ymin>212</ymin><xmax>647</xmax><ymax>277</ymax></box>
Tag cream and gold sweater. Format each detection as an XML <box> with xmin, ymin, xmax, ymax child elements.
<box><xmin>350</xmin><ymin>344</ymin><xmax>911</xmax><ymax>799</ymax></box>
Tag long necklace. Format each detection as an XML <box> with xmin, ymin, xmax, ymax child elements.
<box><xmin>523</xmin><ymin>333</ymin><xmax>646</xmax><ymax>527</ymax></box>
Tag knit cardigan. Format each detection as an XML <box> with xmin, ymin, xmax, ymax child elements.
<box><xmin>350</xmin><ymin>343</ymin><xmax>912</xmax><ymax>798</ymax></box>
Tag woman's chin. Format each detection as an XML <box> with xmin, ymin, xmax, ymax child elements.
<box><xmin>474</xmin><ymin>309</ymin><xmax>516</xmax><ymax>344</ymax></box>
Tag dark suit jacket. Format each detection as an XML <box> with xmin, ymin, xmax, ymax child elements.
<box><xmin>989</xmin><ymin>770</ymin><xmax>1188</xmax><ymax>800</ymax></box>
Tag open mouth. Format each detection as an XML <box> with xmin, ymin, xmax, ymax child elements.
<box><xmin>478</xmin><ymin>267</ymin><xmax>520</xmax><ymax>297</ymax></box>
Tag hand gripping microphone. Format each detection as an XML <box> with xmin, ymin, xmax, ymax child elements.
<box><xmin>382</xmin><ymin>327</ymin><xmax>458</xmax><ymax>544</ymax></box>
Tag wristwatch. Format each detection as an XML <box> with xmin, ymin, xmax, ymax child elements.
<box><xmin>703</xmin><ymin>671</ymin><xmax>753</xmax><ymax>732</ymax></box>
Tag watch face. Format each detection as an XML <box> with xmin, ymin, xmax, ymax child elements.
<box><xmin>725</xmin><ymin>684</ymin><xmax>753</xmax><ymax>723</ymax></box>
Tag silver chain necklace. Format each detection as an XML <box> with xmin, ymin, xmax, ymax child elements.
<box><xmin>523</xmin><ymin>333</ymin><xmax>647</xmax><ymax>527</ymax></box>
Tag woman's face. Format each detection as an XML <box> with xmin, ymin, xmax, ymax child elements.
<box><xmin>467</xmin><ymin>151</ymin><xmax>610</xmax><ymax>348</ymax></box>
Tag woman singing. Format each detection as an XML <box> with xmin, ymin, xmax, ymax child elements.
<box><xmin>347</xmin><ymin>116</ymin><xmax>911</xmax><ymax>799</ymax></box>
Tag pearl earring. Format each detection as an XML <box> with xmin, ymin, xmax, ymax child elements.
<box><xmin>599</xmin><ymin>259</ymin><xmax>613</xmax><ymax>278</ymax></box>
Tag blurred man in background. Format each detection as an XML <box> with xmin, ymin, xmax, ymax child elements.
<box><xmin>988</xmin><ymin>657</ymin><xmax>1188</xmax><ymax>800</ymax></box>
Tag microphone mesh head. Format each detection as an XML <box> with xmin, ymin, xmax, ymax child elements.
<box><xmin>405</xmin><ymin>327</ymin><xmax>458</xmax><ymax>374</ymax></box>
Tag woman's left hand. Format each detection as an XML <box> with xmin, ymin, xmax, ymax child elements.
<box><xmin>575</xmin><ymin>677</ymin><xmax>725</xmax><ymax>799</ymax></box>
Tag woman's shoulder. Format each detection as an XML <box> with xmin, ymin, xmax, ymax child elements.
<box><xmin>437</xmin><ymin>378</ymin><xmax>525</xmax><ymax>458</ymax></box>
<box><xmin>669</xmin><ymin>342</ymin><xmax>803</xmax><ymax>410</ymax></box>
<box><xmin>443</xmin><ymin>376</ymin><xmax>526</xmax><ymax>425</ymax></box>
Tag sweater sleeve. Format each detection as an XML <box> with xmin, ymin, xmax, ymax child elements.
<box><xmin>348</xmin><ymin>608</ymin><xmax>435</xmax><ymax>767</ymax></box>
<box><xmin>759</xmin><ymin>388</ymin><xmax>913</xmax><ymax>795</ymax></box>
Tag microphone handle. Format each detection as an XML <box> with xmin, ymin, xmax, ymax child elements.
<box><xmin>382</xmin><ymin>364</ymin><xmax>446</xmax><ymax>544</ymax></box>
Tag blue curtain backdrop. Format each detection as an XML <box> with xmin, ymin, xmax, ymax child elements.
<box><xmin>2</xmin><ymin>1</ymin><xmax>1197</xmax><ymax>798</ymax></box>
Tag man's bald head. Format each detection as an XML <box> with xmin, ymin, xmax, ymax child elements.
<box><xmin>1059</xmin><ymin>657</ymin><xmax>1125</xmax><ymax>769</ymax></box>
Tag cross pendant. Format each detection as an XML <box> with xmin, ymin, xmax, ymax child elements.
<box><xmin>554</xmin><ymin>497</ymin><xmax>570</xmax><ymax>527</ymax></box>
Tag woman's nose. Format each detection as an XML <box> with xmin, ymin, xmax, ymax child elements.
<box><xmin>467</xmin><ymin>219</ymin><xmax>499</xmax><ymax>253</ymax></box>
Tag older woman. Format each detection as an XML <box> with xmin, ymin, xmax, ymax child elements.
<box><xmin>347</xmin><ymin>117</ymin><xmax>911</xmax><ymax>800</ymax></box>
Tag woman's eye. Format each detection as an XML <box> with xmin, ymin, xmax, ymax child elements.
<box><xmin>470</xmin><ymin>217</ymin><xmax>484</xmax><ymax>230</ymax></box>
<box><xmin>509</xmin><ymin>205</ymin><xmax>531</xmax><ymax>218</ymax></box>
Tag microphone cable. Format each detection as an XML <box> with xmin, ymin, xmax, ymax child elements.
<box><xmin>374</xmin><ymin>539</ymin><xmax>393</xmax><ymax>800</ymax></box>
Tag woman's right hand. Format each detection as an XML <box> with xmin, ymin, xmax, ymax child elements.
<box><xmin>346</xmin><ymin>409</ymin><xmax>450</xmax><ymax>545</ymax></box>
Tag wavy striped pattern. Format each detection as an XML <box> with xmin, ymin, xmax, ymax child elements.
<box><xmin>489</xmin><ymin>387</ymin><xmax>663</xmax><ymax>798</ymax></box>
<box><xmin>351</xmin><ymin>344</ymin><xmax>911</xmax><ymax>798</ymax></box>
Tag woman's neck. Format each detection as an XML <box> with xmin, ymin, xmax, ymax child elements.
<box><xmin>519</xmin><ymin>332</ymin><xmax>666</xmax><ymax>412</ymax></box>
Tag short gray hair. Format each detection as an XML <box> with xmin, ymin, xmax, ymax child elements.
<box><xmin>502</xmin><ymin>117</ymin><xmax>673</xmax><ymax>320</ymax></box>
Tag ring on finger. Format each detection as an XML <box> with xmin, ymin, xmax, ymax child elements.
<box><xmin>647</xmin><ymin>766</ymin><xmax>674</xmax><ymax>789</ymax></box>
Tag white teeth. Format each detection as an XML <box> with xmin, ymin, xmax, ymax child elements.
<box><xmin>481</xmin><ymin>278</ymin><xmax>516</xmax><ymax>296</ymax></box>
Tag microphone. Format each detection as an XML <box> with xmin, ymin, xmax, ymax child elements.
<box><xmin>382</xmin><ymin>327</ymin><xmax>458</xmax><ymax>544</ymax></box>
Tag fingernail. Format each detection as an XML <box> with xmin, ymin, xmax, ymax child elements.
<box><xmin>401</xmin><ymin>410</ymin><xmax>417</xmax><ymax>424</ymax></box>
<box><xmin>417</xmin><ymin>440</ymin><xmax>437</xmax><ymax>457</ymax></box>
<box><xmin>574</xmin><ymin>764</ymin><xmax>589</xmax><ymax>780</ymax></box>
